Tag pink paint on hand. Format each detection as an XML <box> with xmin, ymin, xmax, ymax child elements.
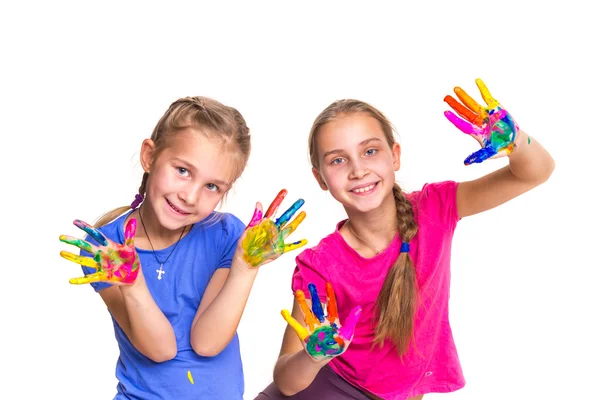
<box><xmin>338</xmin><ymin>306</ymin><xmax>362</xmax><ymax>341</ymax></box>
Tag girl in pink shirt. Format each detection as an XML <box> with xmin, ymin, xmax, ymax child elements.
<box><xmin>256</xmin><ymin>79</ymin><xmax>555</xmax><ymax>400</ymax></box>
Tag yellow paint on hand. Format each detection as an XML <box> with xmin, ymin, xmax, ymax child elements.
<box><xmin>187</xmin><ymin>370</ymin><xmax>194</xmax><ymax>384</ymax></box>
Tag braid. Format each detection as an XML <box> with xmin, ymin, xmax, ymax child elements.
<box><xmin>373</xmin><ymin>183</ymin><xmax>419</xmax><ymax>356</ymax></box>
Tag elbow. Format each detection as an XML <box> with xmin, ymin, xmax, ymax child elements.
<box><xmin>544</xmin><ymin>157</ymin><xmax>556</xmax><ymax>182</ymax></box>
<box><xmin>147</xmin><ymin>347</ymin><xmax>177</xmax><ymax>363</ymax></box>
<box><xmin>273</xmin><ymin>360</ymin><xmax>302</xmax><ymax>396</ymax></box>
<box><xmin>191</xmin><ymin>339</ymin><xmax>223</xmax><ymax>358</ymax></box>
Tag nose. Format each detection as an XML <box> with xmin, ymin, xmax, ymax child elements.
<box><xmin>178</xmin><ymin>183</ymin><xmax>202</xmax><ymax>206</ymax></box>
<box><xmin>348</xmin><ymin>158</ymin><xmax>368</xmax><ymax>180</ymax></box>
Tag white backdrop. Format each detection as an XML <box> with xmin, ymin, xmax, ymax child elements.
<box><xmin>2</xmin><ymin>1</ymin><xmax>598</xmax><ymax>399</ymax></box>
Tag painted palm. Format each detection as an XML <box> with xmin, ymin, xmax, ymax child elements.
<box><xmin>444</xmin><ymin>78</ymin><xmax>519</xmax><ymax>165</ymax></box>
<box><xmin>59</xmin><ymin>219</ymin><xmax>140</xmax><ymax>285</ymax></box>
<box><xmin>241</xmin><ymin>189</ymin><xmax>308</xmax><ymax>267</ymax></box>
<box><xmin>282</xmin><ymin>282</ymin><xmax>362</xmax><ymax>361</ymax></box>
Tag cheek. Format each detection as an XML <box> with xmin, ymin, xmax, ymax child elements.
<box><xmin>148</xmin><ymin>167</ymin><xmax>178</xmax><ymax>193</ymax></box>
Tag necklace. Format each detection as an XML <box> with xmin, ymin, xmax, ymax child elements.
<box><xmin>346</xmin><ymin>220</ymin><xmax>384</xmax><ymax>255</ymax></box>
<box><xmin>138</xmin><ymin>208</ymin><xmax>187</xmax><ymax>280</ymax></box>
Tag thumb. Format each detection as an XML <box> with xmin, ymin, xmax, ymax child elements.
<box><xmin>338</xmin><ymin>306</ymin><xmax>362</xmax><ymax>341</ymax></box>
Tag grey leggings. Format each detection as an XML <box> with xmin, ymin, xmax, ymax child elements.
<box><xmin>254</xmin><ymin>365</ymin><xmax>373</xmax><ymax>400</ymax></box>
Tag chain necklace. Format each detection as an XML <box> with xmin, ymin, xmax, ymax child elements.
<box><xmin>138</xmin><ymin>208</ymin><xmax>187</xmax><ymax>280</ymax></box>
<box><xmin>346</xmin><ymin>220</ymin><xmax>384</xmax><ymax>255</ymax></box>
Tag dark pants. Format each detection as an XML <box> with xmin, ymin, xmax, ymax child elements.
<box><xmin>254</xmin><ymin>365</ymin><xmax>373</xmax><ymax>400</ymax></box>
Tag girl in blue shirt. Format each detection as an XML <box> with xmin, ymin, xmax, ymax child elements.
<box><xmin>59</xmin><ymin>96</ymin><xmax>307</xmax><ymax>399</ymax></box>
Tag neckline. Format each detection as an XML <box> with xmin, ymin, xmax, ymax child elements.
<box><xmin>335</xmin><ymin>219</ymin><xmax>400</xmax><ymax>261</ymax></box>
<box><xmin>119</xmin><ymin>210</ymin><xmax>193</xmax><ymax>254</ymax></box>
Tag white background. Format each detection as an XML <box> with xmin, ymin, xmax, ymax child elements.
<box><xmin>1</xmin><ymin>1</ymin><xmax>599</xmax><ymax>399</ymax></box>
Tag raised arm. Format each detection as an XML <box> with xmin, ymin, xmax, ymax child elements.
<box><xmin>443</xmin><ymin>78</ymin><xmax>555</xmax><ymax>218</ymax></box>
<box><xmin>457</xmin><ymin>130</ymin><xmax>554</xmax><ymax>218</ymax></box>
<box><xmin>60</xmin><ymin>218</ymin><xmax>177</xmax><ymax>362</ymax></box>
<box><xmin>190</xmin><ymin>189</ymin><xmax>308</xmax><ymax>357</ymax></box>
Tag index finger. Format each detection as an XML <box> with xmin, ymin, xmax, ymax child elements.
<box><xmin>74</xmin><ymin>220</ymin><xmax>108</xmax><ymax>246</ymax></box>
<box><xmin>475</xmin><ymin>78</ymin><xmax>499</xmax><ymax>109</ymax></box>
<box><xmin>295</xmin><ymin>289</ymin><xmax>320</xmax><ymax>330</ymax></box>
<box><xmin>275</xmin><ymin>198</ymin><xmax>305</xmax><ymax>228</ymax></box>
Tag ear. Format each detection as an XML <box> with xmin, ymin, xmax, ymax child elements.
<box><xmin>140</xmin><ymin>139</ymin><xmax>156</xmax><ymax>173</ymax></box>
<box><xmin>312</xmin><ymin>167</ymin><xmax>328</xmax><ymax>191</ymax></box>
<box><xmin>392</xmin><ymin>142</ymin><xmax>401</xmax><ymax>171</ymax></box>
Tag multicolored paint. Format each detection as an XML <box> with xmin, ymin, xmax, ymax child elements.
<box><xmin>59</xmin><ymin>219</ymin><xmax>140</xmax><ymax>285</ymax></box>
<box><xmin>281</xmin><ymin>282</ymin><xmax>362</xmax><ymax>360</ymax></box>
<box><xmin>241</xmin><ymin>189</ymin><xmax>308</xmax><ymax>267</ymax></box>
<box><xmin>444</xmin><ymin>78</ymin><xmax>519</xmax><ymax>165</ymax></box>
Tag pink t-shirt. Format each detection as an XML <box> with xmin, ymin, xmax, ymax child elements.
<box><xmin>292</xmin><ymin>181</ymin><xmax>465</xmax><ymax>400</ymax></box>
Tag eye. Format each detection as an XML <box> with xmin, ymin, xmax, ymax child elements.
<box><xmin>177</xmin><ymin>167</ymin><xmax>190</xmax><ymax>177</ymax></box>
<box><xmin>365</xmin><ymin>148</ymin><xmax>378</xmax><ymax>156</ymax></box>
<box><xmin>206</xmin><ymin>183</ymin><xmax>220</xmax><ymax>192</ymax></box>
<box><xmin>331</xmin><ymin>157</ymin><xmax>345</xmax><ymax>165</ymax></box>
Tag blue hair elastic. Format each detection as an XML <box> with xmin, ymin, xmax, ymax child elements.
<box><xmin>400</xmin><ymin>242</ymin><xmax>410</xmax><ymax>253</ymax></box>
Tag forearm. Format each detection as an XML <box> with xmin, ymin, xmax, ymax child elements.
<box><xmin>508</xmin><ymin>130</ymin><xmax>555</xmax><ymax>183</ymax></box>
<box><xmin>273</xmin><ymin>350</ymin><xmax>330</xmax><ymax>396</ymax></box>
<box><xmin>190</xmin><ymin>257</ymin><xmax>258</xmax><ymax>356</ymax></box>
<box><xmin>120</xmin><ymin>280</ymin><xmax>177</xmax><ymax>362</ymax></box>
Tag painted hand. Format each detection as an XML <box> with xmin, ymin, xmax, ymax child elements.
<box><xmin>241</xmin><ymin>189</ymin><xmax>308</xmax><ymax>267</ymax></box>
<box><xmin>444</xmin><ymin>78</ymin><xmax>519</xmax><ymax>165</ymax></box>
<box><xmin>59</xmin><ymin>219</ymin><xmax>140</xmax><ymax>285</ymax></box>
<box><xmin>282</xmin><ymin>282</ymin><xmax>362</xmax><ymax>361</ymax></box>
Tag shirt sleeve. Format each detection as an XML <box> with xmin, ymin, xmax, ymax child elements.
<box><xmin>414</xmin><ymin>181</ymin><xmax>460</xmax><ymax>232</ymax></box>
<box><xmin>217</xmin><ymin>213</ymin><xmax>246</xmax><ymax>269</ymax></box>
<box><xmin>291</xmin><ymin>248</ymin><xmax>328</xmax><ymax>303</ymax></box>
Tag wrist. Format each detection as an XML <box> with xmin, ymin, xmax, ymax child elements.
<box><xmin>509</xmin><ymin>129</ymin><xmax>528</xmax><ymax>157</ymax></box>
<box><xmin>229</xmin><ymin>254</ymin><xmax>260</xmax><ymax>277</ymax></box>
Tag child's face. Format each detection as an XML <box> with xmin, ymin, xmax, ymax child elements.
<box><xmin>313</xmin><ymin>112</ymin><xmax>400</xmax><ymax>214</ymax></box>
<box><xmin>142</xmin><ymin>128</ymin><xmax>237</xmax><ymax>231</ymax></box>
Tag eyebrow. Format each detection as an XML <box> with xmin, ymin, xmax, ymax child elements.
<box><xmin>322</xmin><ymin>138</ymin><xmax>382</xmax><ymax>159</ymax></box>
<box><xmin>173</xmin><ymin>158</ymin><xmax>232</xmax><ymax>187</ymax></box>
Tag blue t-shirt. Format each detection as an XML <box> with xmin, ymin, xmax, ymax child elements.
<box><xmin>82</xmin><ymin>210</ymin><xmax>246</xmax><ymax>399</ymax></box>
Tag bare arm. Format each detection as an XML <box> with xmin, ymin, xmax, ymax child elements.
<box><xmin>457</xmin><ymin>130</ymin><xmax>555</xmax><ymax>218</ymax></box>
<box><xmin>189</xmin><ymin>253</ymin><xmax>259</xmax><ymax>357</ymax></box>
<box><xmin>99</xmin><ymin>271</ymin><xmax>177</xmax><ymax>362</ymax></box>
<box><xmin>273</xmin><ymin>299</ymin><xmax>330</xmax><ymax>396</ymax></box>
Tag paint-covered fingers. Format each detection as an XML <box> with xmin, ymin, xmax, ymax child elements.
<box><xmin>443</xmin><ymin>95</ymin><xmax>484</xmax><ymax>126</ymax></box>
<box><xmin>295</xmin><ymin>289</ymin><xmax>320</xmax><ymax>330</ymax></box>
<box><xmin>246</xmin><ymin>202</ymin><xmax>263</xmax><ymax>229</ymax></box>
<box><xmin>308</xmin><ymin>283</ymin><xmax>326</xmax><ymax>323</ymax></box>
<box><xmin>464</xmin><ymin>146</ymin><xmax>498</xmax><ymax>165</ymax></box>
<box><xmin>444</xmin><ymin>110</ymin><xmax>478</xmax><ymax>135</ymax></box>
<box><xmin>275</xmin><ymin>199</ymin><xmax>305</xmax><ymax>228</ymax></box>
<box><xmin>123</xmin><ymin>218</ymin><xmax>137</xmax><ymax>244</ymax></box>
<box><xmin>338</xmin><ymin>306</ymin><xmax>363</xmax><ymax>341</ymax></box>
<box><xmin>280</xmin><ymin>211</ymin><xmax>306</xmax><ymax>239</ymax></box>
<box><xmin>453</xmin><ymin>86</ymin><xmax>485</xmax><ymax>118</ymax></box>
<box><xmin>60</xmin><ymin>251</ymin><xmax>98</xmax><ymax>269</ymax></box>
<box><xmin>282</xmin><ymin>239</ymin><xmax>308</xmax><ymax>254</ymax></box>
<box><xmin>69</xmin><ymin>272</ymin><xmax>105</xmax><ymax>285</ymax></box>
<box><xmin>475</xmin><ymin>78</ymin><xmax>499</xmax><ymax>109</ymax></box>
<box><xmin>281</xmin><ymin>309</ymin><xmax>309</xmax><ymax>341</ymax></box>
<box><xmin>59</xmin><ymin>235</ymin><xmax>96</xmax><ymax>254</ymax></box>
<box><xmin>264</xmin><ymin>189</ymin><xmax>287</xmax><ymax>219</ymax></box>
<box><xmin>325</xmin><ymin>282</ymin><xmax>339</xmax><ymax>324</ymax></box>
<box><xmin>73</xmin><ymin>220</ymin><xmax>108</xmax><ymax>246</ymax></box>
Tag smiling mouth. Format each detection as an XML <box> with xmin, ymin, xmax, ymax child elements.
<box><xmin>351</xmin><ymin>182</ymin><xmax>379</xmax><ymax>194</ymax></box>
<box><xmin>166</xmin><ymin>199</ymin><xmax>191</xmax><ymax>215</ymax></box>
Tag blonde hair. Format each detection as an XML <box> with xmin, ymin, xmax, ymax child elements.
<box><xmin>95</xmin><ymin>96</ymin><xmax>251</xmax><ymax>228</ymax></box>
<box><xmin>308</xmin><ymin>99</ymin><xmax>418</xmax><ymax>356</ymax></box>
